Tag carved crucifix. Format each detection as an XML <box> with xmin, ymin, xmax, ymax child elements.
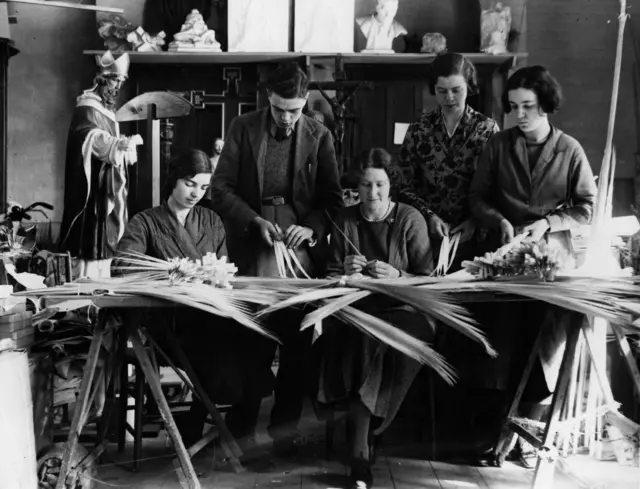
<box><xmin>308</xmin><ymin>55</ymin><xmax>373</xmax><ymax>168</ymax></box>
<box><xmin>309</xmin><ymin>80</ymin><xmax>373</xmax><ymax>169</ymax></box>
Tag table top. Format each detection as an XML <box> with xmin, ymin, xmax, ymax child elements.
<box><xmin>40</xmin><ymin>288</ymin><xmax>530</xmax><ymax>311</ymax></box>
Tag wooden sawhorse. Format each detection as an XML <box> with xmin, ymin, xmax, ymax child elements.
<box><xmin>492</xmin><ymin>310</ymin><xmax>640</xmax><ymax>489</ymax></box>
<box><xmin>48</xmin><ymin>295</ymin><xmax>244</xmax><ymax>489</ymax></box>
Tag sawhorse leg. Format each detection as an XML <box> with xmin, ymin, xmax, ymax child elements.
<box><xmin>158</xmin><ymin>327</ymin><xmax>244</xmax><ymax>472</ymax></box>
<box><xmin>55</xmin><ymin>315</ymin><xmax>107</xmax><ymax>489</ymax></box>
<box><xmin>493</xmin><ymin>326</ymin><xmax>544</xmax><ymax>466</ymax></box>
<box><xmin>492</xmin><ymin>311</ymin><xmax>583</xmax><ymax>489</ymax></box>
<box><xmin>530</xmin><ymin>313</ymin><xmax>582</xmax><ymax>489</ymax></box>
<box><xmin>127</xmin><ymin>323</ymin><xmax>201</xmax><ymax>489</ymax></box>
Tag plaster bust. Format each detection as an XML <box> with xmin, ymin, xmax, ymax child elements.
<box><xmin>356</xmin><ymin>0</ymin><xmax>407</xmax><ymax>53</ymax></box>
<box><xmin>169</xmin><ymin>9</ymin><xmax>221</xmax><ymax>52</ymax></box>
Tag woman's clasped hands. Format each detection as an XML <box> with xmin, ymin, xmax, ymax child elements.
<box><xmin>344</xmin><ymin>254</ymin><xmax>400</xmax><ymax>279</ymax></box>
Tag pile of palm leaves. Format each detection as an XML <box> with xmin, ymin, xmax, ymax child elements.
<box><xmin>16</xmin><ymin>252</ymin><xmax>640</xmax><ymax>385</ymax></box>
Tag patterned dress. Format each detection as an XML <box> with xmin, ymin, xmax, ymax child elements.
<box><xmin>398</xmin><ymin>105</ymin><xmax>499</xmax><ymax>228</ymax></box>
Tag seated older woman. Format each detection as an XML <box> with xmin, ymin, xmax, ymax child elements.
<box><xmin>315</xmin><ymin>148</ymin><xmax>434</xmax><ymax>489</ymax></box>
<box><xmin>112</xmin><ymin>149</ymin><xmax>274</xmax><ymax>457</ymax></box>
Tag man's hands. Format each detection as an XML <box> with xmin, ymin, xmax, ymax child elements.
<box><xmin>283</xmin><ymin>225</ymin><xmax>314</xmax><ymax>249</ymax></box>
<box><xmin>252</xmin><ymin>218</ymin><xmax>314</xmax><ymax>249</ymax></box>
<box><xmin>253</xmin><ymin>217</ymin><xmax>280</xmax><ymax>246</ymax></box>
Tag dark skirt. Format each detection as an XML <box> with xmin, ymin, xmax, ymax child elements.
<box><xmin>441</xmin><ymin>300</ymin><xmax>570</xmax><ymax>402</ymax></box>
<box><xmin>313</xmin><ymin>305</ymin><xmax>435</xmax><ymax>435</ymax></box>
<box><xmin>134</xmin><ymin>307</ymin><xmax>276</xmax><ymax>405</ymax></box>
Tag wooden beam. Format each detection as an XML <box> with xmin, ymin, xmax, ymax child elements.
<box><xmin>1</xmin><ymin>0</ymin><xmax>124</xmax><ymax>14</ymax></box>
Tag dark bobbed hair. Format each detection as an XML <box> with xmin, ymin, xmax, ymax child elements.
<box><xmin>342</xmin><ymin>148</ymin><xmax>402</xmax><ymax>199</ymax></box>
<box><xmin>502</xmin><ymin>65</ymin><xmax>564</xmax><ymax>114</ymax></box>
<box><xmin>266</xmin><ymin>62</ymin><xmax>309</xmax><ymax>99</ymax></box>
<box><xmin>163</xmin><ymin>148</ymin><xmax>214</xmax><ymax>199</ymax></box>
<box><xmin>428</xmin><ymin>53</ymin><xmax>478</xmax><ymax>95</ymax></box>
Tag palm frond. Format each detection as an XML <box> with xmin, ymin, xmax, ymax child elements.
<box><xmin>300</xmin><ymin>290</ymin><xmax>372</xmax><ymax>330</ymax></box>
<box><xmin>111</xmin><ymin>284</ymin><xmax>280</xmax><ymax>342</ymax></box>
<box><xmin>19</xmin><ymin>249</ymin><xmax>640</xmax><ymax>389</ymax></box>
<box><xmin>349</xmin><ymin>280</ymin><xmax>495</xmax><ymax>356</ymax></box>
<box><xmin>336</xmin><ymin>306</ymin><xmax>456</xmax><ymax>385</ymax></box>
<box><xmin>257</xmin><ymin>286</ymin><xmax>357</xmax><ymax>317</ymax></box>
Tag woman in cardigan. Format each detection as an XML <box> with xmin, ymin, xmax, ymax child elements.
<box><xmin>315</xmin><ymin>147</ymin><xmax>434</xmax><ymax>489</ymax></box>
<box><xmin>469</xmin><ymin>66</ymin><xmax>596</xmax><ymax>466</ymax></box>
<box><xmin>112</xmin><ymin>149</ymin><xmax>275</xmax><ymax>463</ymax></box>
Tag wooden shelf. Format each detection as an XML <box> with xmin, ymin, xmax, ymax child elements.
<box><xmin>84</xmin><ymin>50</ymin><xmax>527</xmax><ymax>68</ymax></box>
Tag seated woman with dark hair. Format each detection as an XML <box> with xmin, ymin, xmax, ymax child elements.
<box><xmin>314</xmin><ymin>148</ymin><xmax>434</xmax><ymax>489</ymax></box>
<box><xmin>112</xmin><ymin>148</ymin><xmax>275</xmax><ymax>459</ymax></box>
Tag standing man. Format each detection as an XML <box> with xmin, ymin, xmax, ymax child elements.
<box><xmin>59</xmin><ymin>51</ymin><xmax>140</xmax><ymax>279</ymax></box>
<box><xmin>211</xmin><ymin>62</ymin><xmax>343</xmax><ymax>456</ymax></box>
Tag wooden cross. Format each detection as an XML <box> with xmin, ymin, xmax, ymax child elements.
<box><xmin>174</xmin><ymin>68</ymin><xmax>256</xmax><ymax>139</ymax></box>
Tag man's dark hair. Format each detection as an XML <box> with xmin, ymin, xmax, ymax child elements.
<box><xmin>266</xmin><ymin>62</ymin><xmax>309</xmax><ymax>99</ymax></box>
<box><xmin>502</xmin><ymin>66</ymin><xmax>564</xmax><ymax>114</ymax></box>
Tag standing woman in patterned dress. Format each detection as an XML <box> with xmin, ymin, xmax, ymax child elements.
<box><xmin>397</xmin><ymin>52</ymin><xmax>501</xmax><ymax>460</ymax></box>
<box><xmin>398</xmin><ymin>52</ymin><xmax>499</xmax><ymax>269</ymax></box>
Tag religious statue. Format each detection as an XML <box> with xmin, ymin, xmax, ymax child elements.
<box><xmin>356</xmin><ymin>0</ymin><xmax>407</xmax><ymax>53</ymax></box>
<box><xmin>210</xmin><ymin>137</ymin><xmax>224</xmax><ymax>172</ymax></box>
<box><xmin>421</xmin><ymin>32</ymin><xmax>447</xmax><ymax>54</ymax></box>
<box><xmin>317</xmin><ymin>87</ymin><xmax>358</xmax><ymax>155</ymax></box>
<box><xmin>58</xmin><ymin>51</ymin><xmax>143</xmax><ymax>279</ymax></box>
<box><xmin>168</xmin><ymin>9</ymin><xmax>222</xmax><ymax>52</ymax></box>
<box><xmin>127</xmin><ymin>26</ymin><xmax>166</xmax><ymax>52</ymax></box>
<box><xmin>480</xmin><ymin>1</ymin><xmax>512</xmax><ymax>55</ymax></box>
